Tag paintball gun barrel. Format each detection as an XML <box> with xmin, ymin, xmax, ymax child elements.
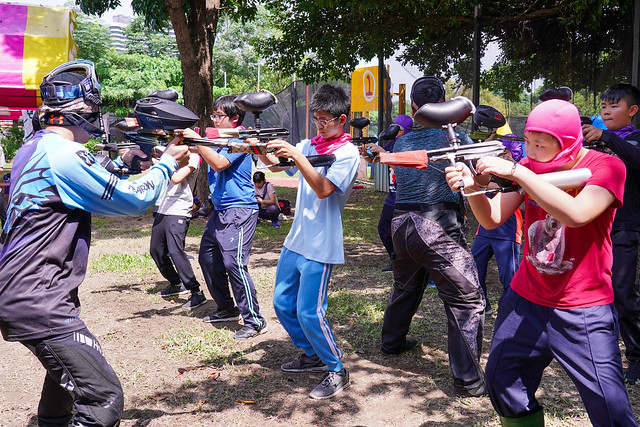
<box><xmin>98</xmin><ymin>90</ymin><xmax>335</xmax><ymax>173</ymax></box>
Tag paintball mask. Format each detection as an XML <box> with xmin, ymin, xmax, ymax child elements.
<box><xmin>38</xmin><ymin>60</ymin><xmax>104</xmax><ymax>138</ymax></box>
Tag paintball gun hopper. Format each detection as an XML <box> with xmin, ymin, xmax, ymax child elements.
<box><xmin>234</xmin><ymin>90</ymin><xmax>277</xmax><ymax>115</ymax></box>
<box><xmin>133</xmin><ymin>97</ymin><xmax>199</xmax><ymax>130</ymax></box>
<box><xmin>474</xmin><ymin>105</ymin><xmax>507</xmax><ymax>129</ymax></box>
<box><xmin>414</xmin><ymin>96</ymin><xmax>475</xmax><ymax>128</ymax></box>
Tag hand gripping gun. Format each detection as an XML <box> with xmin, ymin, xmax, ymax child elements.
<box><xmin>379</xmin><ymin>97</ymin><xmax>506</xmax><ymax>190</ymax></box>
<box><xmin>98</xmin><ymin>90</ymin><xmax>335</xmax><ymax>173</ymax></box>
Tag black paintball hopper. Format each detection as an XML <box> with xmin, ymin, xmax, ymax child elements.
<box><xmin>148</xmin><ymin>88</ymin><xmax>179</xmax><ymax>102</ymax></box>
<box><xmin>349</xmin><ymin>117</ymin><xmax>371</xmax><ymax>130</ymax></box>
<box><xmin>234</xmin><ymin>90</ymin><xmax>277</xmax><ymax>114</ymax></box>
<box><xmin>539</xmin><ymin>86</ymin><xmax>573</xmax><ymax>102</ymax></box>
<box><xmin>134</xmin><ymin>97</ymin><xmax>199</xmax><ymax>130</ymax></box>
<box><xmin>474</xmin><ymin>105</ymin><xmax>507</xmax><ymax>129</ymax></box>
<box><xmin>414</xmin><ymin>96</ymin><xmax>475</xmax><ymax>128</ymax></box>
<box><xmin>379</xmin><ymin>124</ymin><xmax>401</xmax><ymax>142</ymax></box>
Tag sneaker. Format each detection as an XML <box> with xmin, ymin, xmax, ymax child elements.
<box><xmin>281</xmin><ymin>353</ymin><xmax>327</xmax><ymax>372</ymax></box>
<box><xmin>272</xmin><ymin>220</ymin><xmax>280</xmax><ymax>228</ymax></box>
<box><xmin>202</xmin><ymin>307</ymin><xmax>241</xmax><ymax>323</ymax></box>
<box><xmin>381</xmin><ymin>264</ymin><xmax>393</xmax><ymax>273</ymax></box>
<box><xmin>309</xmin><ymin>369</ymin><xmax>351</xmax><ymax>400</ymax></box>
<box><xmin>624</xmin><ymin>360</ymin><xmax>640</xmax><ymax>384</ymax></box>
<box><xmin>485</xmin><ymin>300</ymin><xmax>493</xmax><ymax>315</ymax></box>
<box><xmin>182</xmin><ymin>291</ymin><xmax>206</xmax><ymax>309</ymax></box>
<box><xmin>157</xmin><ymin>283</ymin><xmax>188</xmax><ymax>296</ymax></box>
<box><xmin>381</xmin><ymin>337</ymin><xmax>419</xmax><ymax>355</ymax></box>
<box><xmin>454</xmin><ymin>381</ymin><xmax>487</xmax><ymax>397</ymax></box>
<box><xmin>233</xmin><ymin>321</ymin><xmax>268</xmax><ymax>340</ymax></box>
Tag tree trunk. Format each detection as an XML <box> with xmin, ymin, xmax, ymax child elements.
<box><xmin>164</xmin><ymin>0</ymin><xmax>219</xmax><ymax>210</ymax></box>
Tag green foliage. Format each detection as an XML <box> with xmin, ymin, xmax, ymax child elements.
<box><xmin>212</xmin><ymin>12</ymin><xmax>293</xmax><ymax>94</ymax></box>
<box><xmin>124</xmin><ymin>16</ymin><xmax>178</xmax><ymax>57</ymax></box>
<box><xmin>0</xmin><ymin>128</ymin><xmax>24</xmax><ymax>161</ymax></box>
<box><xmin>90</xmin><ymin>253</ymin><xmax>157</xmax><ymax>274</ymax></box>
<box><xmin>74</xmin><ymin>14</ymin><xmax>113</xmax><ymax>64</ymax></box>
<box><xmin>259</xmin><ymin>0</ymin><xmax>635</xmax><ymax>99</ymax></box>
<box><xmin>73</xmin><ymin>10</ymin><xmax>184</xmax><ymax>116</ymax></box>
<box><xmin>84</xmin><ymin>138</ymin><xmax>100</xmax><ymax>154</ymax></box>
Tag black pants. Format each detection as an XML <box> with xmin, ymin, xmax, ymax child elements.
<box><xmin>381</xmin><ymin>209</ymin><xmax>485</xmax><ymax>391</ymax></box>
<box><xmin>0</xmin><ymin>187</ymin><xmax>7</xmax><ymax>227</ymax></box>
<box><xmin>378</xmin><ymin>203</ymin><xmax>395</xmax><ymax>259</ymax></box>
<box><xmin>611</xmin><ymin>230</ymin><xmax>640</xmax><ymax>362</ymax></box>
<box><xmin>23</xmin><ymin>327</ymin><xmax>124</xmax><ymax>426</ymax></box>
<box><xmin>258</xmin><ymin>205</ymin><xmax>280</xmax><ymax>222</ymax></box>
<box><xmin>150</xmin><ymin>213</ymin><xmax>201</xmax><ymax>291</ymax></box>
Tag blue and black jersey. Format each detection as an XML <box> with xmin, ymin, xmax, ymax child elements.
<box><xmin>0</xmin><ymin>130</ymin><xmax>178</xmax><ymax>341</ymax></box>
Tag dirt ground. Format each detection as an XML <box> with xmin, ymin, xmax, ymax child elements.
<box><xmin>1</xmin><ymin>187</ymin><xmax>639</xmax><ymax>427</ymax></box>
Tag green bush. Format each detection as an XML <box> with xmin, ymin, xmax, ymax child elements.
<box><xmin>1</xmin><ymin>127</ymin><xmax>24</xmax><ymax>161</ymax></box>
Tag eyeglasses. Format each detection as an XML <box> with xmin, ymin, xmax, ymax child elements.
<box><xmin>211</xmin><ymin>114</ymin><xmax>228</xmax><ymax>121</ymax></box>
<box><xmin>311</xmin><ymin>116</ymin><xmax>339</xmax><ymax>127</ymax></box>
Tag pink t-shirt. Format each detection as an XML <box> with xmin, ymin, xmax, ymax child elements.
<box><xmin>511</xmin><ymin>150</ymin><xmax>626</xmax><ymax>308</ymax></box>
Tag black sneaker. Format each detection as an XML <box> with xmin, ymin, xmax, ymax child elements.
<box><xmin>381</xmin><ymin>337</ymin><xmax>419</xmax><ymax>355</ymax></box>
<box><xmin>624</xmin><ymin>360</ymin><xmax>640</xmax><ymax>384</ymax></box>
<box><xmin>281</xmin><ymin>353</ymin><xmax>327</xmax><ymax>372</ymax></box>
<box><xmin>453</xmin><ymin>381</ymin><xmax>487</xmax><ymax>397</ymax></box>
<box><xmin>309</xmin><ymin>369</ymin><xmax>350</xmax><ymax>400</ymax></box>
<box><xmin>381</xmin><ymin>264</ymin><xmax>393</xmax><ymax>273</ymax></box>
<box><xmin>182</xmin><ymin>291</ymin><xmax>206</xmax><ymax>309</ymax></box>
<box><xmin>157</xmin><ymin>283</ymin><xmax>188</xmax><ymax>296</ymax></box>
<box><xmin>485</xmin><ymin>300</ymin><xmax>493</xmax><ymax>315</ymax></box>
<box><xmin>202</xmin><ymin>307</ymin><xmax>241</xmax><ymax>323</ymax></box>
<box><xmin>233</xmin><ymin>321</ymin><xmax>268</xmax><ymax>340</ymax></box>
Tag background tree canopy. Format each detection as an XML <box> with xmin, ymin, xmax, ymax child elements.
<box><xmin>258</xmin><ymin>0</ymin><xmax>637</xmax><ymax>101</ymax></box>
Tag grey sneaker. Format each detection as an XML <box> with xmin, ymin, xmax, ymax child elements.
<box><xmin>309</xmin><ymin>369</ymin><xmax>350</xmax><ymax>400</ymax></box>
<box><xmin>233</xmin><ymin>321</ymin><xmax>268</xmax><ymax>340</ymax></box>
<box><xmin>157</xmin><ymin>283</ymin><xmax>188</xmax><ymax>296</ymax></box>
<box><xmin>203</xmin><ymin>307</ymin><xmax>241</xmax><ymax>323</ymax></box>
<box><xmin>281</xmin><ymin>353</ymin><xmax>327</xmax><ymax>372</ymax></box>
<box><xmin>182</xmin><ymin>291</ymin><xmax>206</xmax><ymax>309</ymax></box>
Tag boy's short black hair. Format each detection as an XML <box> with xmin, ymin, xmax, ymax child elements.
<box><xmin>213</xmin><ymin>95</ymin><xmax>246</xmax><ymax>125</ymax></box>
<box><xmin>309</xmin><ymin>84</ymin><xmax>350</xmax><ymax>119</ymax></box>
<box><xmin>601</xmin><ymin>84</ymin><xmax>640</xmax><ymax>112</ymax></box>
<box><xmin>411</xmin><ymin>76</ymin><xmax>445</xmax><ymax>108</ymax></box>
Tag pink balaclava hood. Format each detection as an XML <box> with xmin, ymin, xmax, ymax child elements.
<box><xmin>524</xmin><ymin>99</ymin><xmax>583</xmax><ymax>174</ymax></box>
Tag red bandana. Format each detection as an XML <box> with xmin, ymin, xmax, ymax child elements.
<box><xmin>310</xmin><ymin>133</ymin><xmax>352</xmax><ymax>155</ymax></box>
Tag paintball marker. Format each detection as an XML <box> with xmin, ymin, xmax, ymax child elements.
<box><xmin>349</xmin><ymin>117</ymin><xmax>379</xmax><ymax>146</ymax></box>
<box><xmin>460</xmin><ymin>168</ymin><xmax>593</xmax><ymax>197</ymax></box>
<box><xmin>379</xmin><ymin>96</ymin><xmax>507</xmax><ymax>192</ymax></box>
<box><xmin>97</xmin><ymin>91</ymin><xmax>335</xmax><ymax>173</ymax></box>
<box><xmin>469</xmin><ymin>105</ymin><xmax>524</xmax><ymax>143</ymax></box>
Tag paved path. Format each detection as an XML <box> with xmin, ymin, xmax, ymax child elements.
<box><xmin>268</xmin><ymin>176</ymin><xmax>299</xmax><ymax>188</ymax></box>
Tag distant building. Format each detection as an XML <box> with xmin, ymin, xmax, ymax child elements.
<box><xmin>109</xmin><ymin>15</ymin><xmax>132</xmax><ymax>54</ymax></box>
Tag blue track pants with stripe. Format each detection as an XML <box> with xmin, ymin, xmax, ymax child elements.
<box><xmin>273</xmin><ymin>247</ymin><xmax>343</xmax><ymax>372</ymax></box>
<box><xmin>199</xmin><ymin>207</ymin><xmax>264</xmax><ymax>329</ymax></box>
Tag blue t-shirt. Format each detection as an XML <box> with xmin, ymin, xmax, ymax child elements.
<box><xmin>208</xmin><ymin>145</ymin><xmax>258</xmax><ymax>210</ymax></box>
<box><xmin>283</xmin><ymin>139</ymin><xmax>360</xmax><ymax>264</ymax></box>
<box><xmin>394</xmin><ymin>127</ymin><xmax>472</xmax><ymax>205</ymax></box>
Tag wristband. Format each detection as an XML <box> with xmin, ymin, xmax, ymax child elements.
<box><xmin>511</xmin><ymin>162</ymin><xmax>518</xmax><ymax>176</ymax></box>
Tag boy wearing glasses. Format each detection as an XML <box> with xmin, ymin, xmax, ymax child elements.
<box><xmin>192</xmin><ymin>95</ymin><xmax>267</xmax><ymax>340</ymax></box>
<box><xmin>256</xmin><ymin>84</ymin><xmax>360</xmax><ymax>399</ymax></box>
